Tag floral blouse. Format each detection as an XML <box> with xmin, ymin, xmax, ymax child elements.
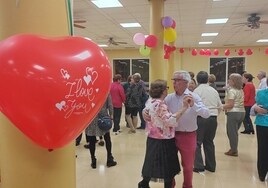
<box><xmin>144</xmin><ymin>98</ymin><xmax>177</xmax><ymax>139</ymax></box>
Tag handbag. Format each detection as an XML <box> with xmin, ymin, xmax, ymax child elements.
<box><xmin>97</xmin><ymin>115</ymin><xmax>112</xmax><ymax>131</ymax></box>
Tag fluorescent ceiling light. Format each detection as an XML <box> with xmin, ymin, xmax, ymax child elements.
<box><xmin>213</xmin><ymin>0</ymin><xmax>223</xmax><ymax>1</ymax></box>
<box><xmin>98</xmin><ymin>44</ymin><xmax>108</xmax><ymax>47</ymax></box>
<box><xmin>257</xmin><ymin>39</ymin><xmax>268</xmax><ymax>43</ymax></box>
<box><xmin>91</xmin><ymin>0</ymin><xmax>123</xmax><ymax>8</ymax></box>
<box><xmin>202</xmin><ymin>33</ymin><xmax>218</xmax><ymax>36</ymax></box>
<box><xmin>199</xmin><ymin>41</ymin><xmax>212</xmax><ymax>44</ymax></box>
<box><xmin>206</xmin><ymin>18</ymin><xmax>228</xmax><ymax>24</ymax></box>
<box><xmin>120</xmin><ymin>23</ymin><xmax>141</xmax><ymax>28</ymax></box>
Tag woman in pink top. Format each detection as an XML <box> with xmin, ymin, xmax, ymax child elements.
<box><xmin>241</xmin><ymin>73</ymin><xmax>256</xmax><ymax>134</ymax></box>
<box><xmin>110</xmin><ymin>74</ymin><xmax>126</xmax><ymax>134</ymax></box>
<box><xmin>138</xmin><ymin>79</ymin><xmax>189</xmax><ymax>188</ymax></box>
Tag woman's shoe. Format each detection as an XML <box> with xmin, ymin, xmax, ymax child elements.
<box><xmin>138</xmin><ymin>181</ymin><xmax>150</xmax><ymax>188</ymax></box>
<box><xmin>240</xmin><ymin>130</ymin><xmax>250</xmax><ymax>134</ymax></box>
<box><xmin>224</xmin><ymin>150</ymin><xmax>238</xmax><ymax>157</ymax></box>
<box><xmin>98</xmin><ymin>140</ymin><xmax>105</xmax><ymax>146</ymax></box>
<box><xmin>91</xmin><ymin>158</ymin><xmax>97</xmax><ymax>169</ymax></box>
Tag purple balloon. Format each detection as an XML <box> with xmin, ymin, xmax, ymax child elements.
<box><xmin>162</xmin><ymin>16</ymin><xmax>173</xmax><ymax>28</ymax></box>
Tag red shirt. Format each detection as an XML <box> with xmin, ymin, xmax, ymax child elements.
<box><xmin>243</xmin><ymin>82</ymin><xmax>256</xmax><ymax>106</ymax></box>
<box><xmin>110</xmin><ymin>82</ymin><xmax>126</xmax><ymax>108</ymax></box>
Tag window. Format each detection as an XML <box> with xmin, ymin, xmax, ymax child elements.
<box><xmin>210</xmin><ymin>57</ymin><xmax>245</xmax><ymax>103</ymax></box>
<box><xmin>113</xmin><ymin>58</ymin><xmax>149</xmax><ymax>83</ymax></box>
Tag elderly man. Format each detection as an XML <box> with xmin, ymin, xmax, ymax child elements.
<box><xmin>193</xmin><ymin>71</ymin><xmax>222</xmax><ymax>173</ymax></box>
<box><xmin>144</xmin><ymin>70</ymin><xmax>210</xmax><ymax>188</ymax></box>
<box><xmin>257</xmin><ymin>71</ymin><xmax>267</xmax><ymax>90</ymax></box>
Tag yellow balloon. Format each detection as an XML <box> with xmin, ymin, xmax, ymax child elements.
<box><xmin>164</xmin><ymin>28</ymin><xmax>177</xmax><ymax>43</ymax></box>
<box><xmin>139</xmin><ymin>46</ymin><xmax>151</xmax><ymax>56</ymax></box>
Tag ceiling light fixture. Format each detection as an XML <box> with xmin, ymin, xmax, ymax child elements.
<box><xmin>202</xmin><ymin>33</ymin><xmax>218</xmax><ymax>36</ymax></box>
<box><xmin>199</xmin><ymin>41</ymin><xmax>212</xmax><ymax>44</ymax></box>
<box><xmin>206</xmin><ymin>18</ymin><xmax>228</xmax><ymax>24</ymax></box>
<box><xmin>257</xmin><ymin>39</ymin><xmax>268</xmax><ymax>43</ymax></box>
<box><xmin>91</xmin><ymin>0</ymin><xmax>123</xmax><ymax>8</ymax></box>
<box><xmin>98</xmin><ymin>44</ymin><xmax>108</xmax><ymax>47</ymax></box>
<box><xmin>120</xmin><ymin>23</ymin><xmax>141</xmax><ymax>28</ymax></box>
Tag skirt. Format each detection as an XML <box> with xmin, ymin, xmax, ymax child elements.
<box><xmin>141</xmin><ymin>137</ymin><xmax>180</xmax><ymax>180</ymax></box>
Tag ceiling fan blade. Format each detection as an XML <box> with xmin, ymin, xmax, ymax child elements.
<box><xmin>74</xmin><ymin>20</ymin><xmax>86</xmax><ymax>23</ymax></box>
<box><xmin>74</xmin><ymin>23</ymin><xmax>86</xmax><ymax>29</ymax></box>
<box><xmin>232</xmin><ymin>22</ymin><xmax>248</xmax><ymax>25</ymax></box>
<box><xmin>116</xmin><ymin>42</ymin><xmax>127</xmax><ymax>44</ymax></box>
<box><xmin>259</xmin><ymin>20</ymin><xmax>268</xmax><ymax>24</ymax></box>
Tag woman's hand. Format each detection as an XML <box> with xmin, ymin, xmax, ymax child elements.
<box><xmin>255</xmin><ymin>105</ymin><xmax>268</xmax><ymax>115</ymax></box>
<box><xmin>142</xmin><ymin>109</ymin><xmax>151</xmax><ymax>122</ymax></box>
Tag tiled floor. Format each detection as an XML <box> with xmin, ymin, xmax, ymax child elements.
<box><xmin>76</xmin><ymin>113</ymin><xmax>268</xmax><ymax>188</ymax></box>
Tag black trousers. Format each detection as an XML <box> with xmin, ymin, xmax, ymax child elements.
<box><xmin>88</xmin><ymin>132</ymin><xmax>112</xmax><ymax>160</ymax></box>
<box><xmin>242</xmin><ymin>106</ymin><xmax>254</xmax><ymax>132</ymax></box>
<box><xmin>256</xmin><ymin>125</ymin><xmax>268</xmax><ymax>178</ymax></box>
<box><xmin>113</xmin><ymin>107</ymin><xmax>122</xmax><ymax>132</ymax></box>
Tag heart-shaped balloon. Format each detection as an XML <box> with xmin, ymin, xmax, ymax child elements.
<box><xmin>0</xmin><ymin>34</ymin><xmax>112</xmax><ymax>149</ymax></box>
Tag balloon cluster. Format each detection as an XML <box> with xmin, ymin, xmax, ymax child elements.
<box><xmin>191</xmin><ymin>48</ymin><xmax>257</xmax><ymax>56</ymax></box>
<box><xmin>133</xmin><ymin>33</ymin><xmax>158</xmax><ymax>56</ymax></box>
<box><xmin>162</xmin><ymin>16</ymin><xmax>177</xmax><ymax>43</ymax></box>
<box><xmin>164</xmin><ymin>44</ymin><xmax>176</xmax><ymax>59</ymax></box>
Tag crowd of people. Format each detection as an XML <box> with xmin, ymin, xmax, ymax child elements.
<box><xmin>75</xmin><ymin>69</ymin><xmax>268</xmax><ymax>187</ymax></box>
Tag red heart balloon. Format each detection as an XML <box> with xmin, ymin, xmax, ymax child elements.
<box><xmin>0</xmin><ymin>34</ymin><xmax>112</xmax><ymax>149</ymax></box>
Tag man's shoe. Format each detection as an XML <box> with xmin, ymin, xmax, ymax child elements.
<box><xmin>84</xmin><ymin>144</ymin><xmax>89</xmax><ymax>149</ymax></box>
<box><xmin>224</xmin><ymin>150</ymin><xmax>238</xmax><ymax>157</ymax></box>
<box><xmin>193</xmin><ymin>168</ymin><xmax>205</xmax><ymax>173</ymax></box>
<box><xmin>107</xmin><ymin>160</ymin><xmax>117</xmax><ymax>167</ymax></box>
<box><xmin>205</xmin><ymin>166</ymin><xmax>215</xmax><ymax>172</ymax></box>
<box><xmin>259</xmin><ymin>176</ymin><xmax>265</xmax><ymax>182</ymax></box>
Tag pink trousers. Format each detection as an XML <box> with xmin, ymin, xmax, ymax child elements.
<box><xmin>174</xmin><ymin>131</ymin><xmax>197</xmax><ymax>188</ymax></box>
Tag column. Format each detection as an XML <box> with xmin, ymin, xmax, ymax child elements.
<box><xmin>0</xmin><ymin>0</ymin><xmax>75</xmax><ymax>188</ymax></box>
<box><xmin>149</xmin><ymin>0</ymin><xmax>166</xmax><ymax>82</ymax></box>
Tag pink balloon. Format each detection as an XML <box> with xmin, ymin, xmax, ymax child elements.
<box><xmin>133</xmin><ymin>33</ymin><xmax>145</xmax><ymax>45</ymax></box>
<box><xmin>145</xmin><ymin>35</ymin><xmax>158</xmax><ymax>48</ymax></box>
<box><xmin>205</xmin><ymin>49</ymin><xmax>211</xmax><ymax>56</ymax></box>
<box><xmin>179</xmin><ymin>48</ymin><xmax>184</xmax><ymax>53</ymax></box>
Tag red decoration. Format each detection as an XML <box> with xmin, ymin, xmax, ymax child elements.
<box><xmin>199</xmin><ymin>49</ymin><xmax>205</xmax><ymax>55</ymax></box>
<box><xmin>163</xmin><ymin>44</ymin><xmax>176</xmax><ymax>59</ymax></box>
<box><xmin>265</xmin><ymin>48</ymin><xmax>268</xmax><ymax>55</ymax></box>
<box><xmin>246</xmin><ymin>48</ymin><xmax>253</xmax><ymax>55</ymax></box>
<box><xmin>238</xmin><ymin>49</ymin><xmax>244</xmax><ymax>56</ymax></box>
<box><xmin>192</xmin><ymin>49</ymin><xmax>198</xmax><ymax>56</ymax></box>
<box><xmin>225</xmin><ymin>49</ymin><xmax>230</xmax><ymax>56</ymax></box>
<box><xmin>205</xmin><ymin>49</ymin><xmax>211</xmax><ymax>56</ymax></box>
<box><xmin>213</xmin><ymin>49</ymin><xmax>219</xmax><ymax>56</ymax></box>
<box><xmin>171</xmin><ymin>19</ymin><xmax>176</xmax><ymax>29</ymax></box>
<box><xmin>0</xmin><ymin>34</ymin><xmax>112</xmax><ymax>149</ymax></box>
<box><xmin>179</xmin><ymin>48</ymin><xmax>184</xmax><ymax>53</ymax></box>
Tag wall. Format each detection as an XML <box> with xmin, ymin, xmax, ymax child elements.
<box><xmin>105</xmin><ymin>46</ymin><xmax>267</xmax><ymax>87</ymax></box>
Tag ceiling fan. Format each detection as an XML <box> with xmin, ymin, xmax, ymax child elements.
<box><xmin>233</xmin><ymin>13</ymin><xmax>268</xmax><ymax>29</ymax></box>
<box><xmin>73</xmin><ymin>20</ymin><xmax>86</xmax><ymax>29</ymax></box>
<box><xmin>108</xmin><ymin>37</ymin><xmax>127</xmax><ymax>45</ymax></box>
